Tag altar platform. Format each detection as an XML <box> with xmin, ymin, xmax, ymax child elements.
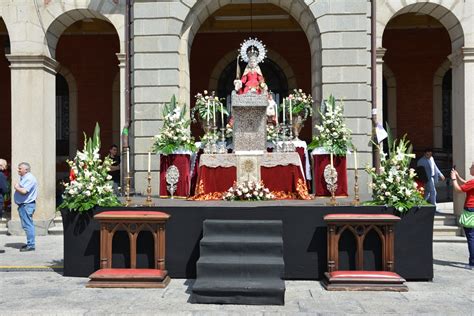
<box><xmin>61</xmin><ymin>197</ymin><xmax>435</xmax><ymax>282</ymax></box>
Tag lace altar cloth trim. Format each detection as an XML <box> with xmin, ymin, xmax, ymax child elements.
<box><xmin>199</xmin><ymin>152</ymin><xmax>303</xmax><ymax>171</ymax></box>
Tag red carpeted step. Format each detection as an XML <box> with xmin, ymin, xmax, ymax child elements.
<box><xmin>328</xmin><ymin>270</ymin><xmax>406</xmax><ymax>283</ymax></box>
<box><xmin>90</xmin><ymin>268</ymin><xmax>168</xmax><ymax>280</ymax></box>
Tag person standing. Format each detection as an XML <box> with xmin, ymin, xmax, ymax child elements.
<box><xmin>14</xmin><ymin>162</ymin><xmax>38</xmax><ymax>252</ymax></box>
<box><xmin>0</xmin><ymin>159</ymin><xmax>8</xmax><ymax>254</ymax></box>
<box><xmin>417</xmin><ymin>148</ymin><xmax>445</xmax><ymax>207</ymax></box>
<box><xmin>451</xmin><ymin>163</ymin><xmax>474</xmax><ymax>270</ymax></box>
<box><xmin>107</xmin><ymin>144</ymin><xmax>121</xmax><ymax>194</ymax></box>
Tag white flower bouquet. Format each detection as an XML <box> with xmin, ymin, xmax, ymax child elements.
<box><xmin>365</xmin><ymin>135</ymin><xmax>427</xmax><ymax>212</ymax></box>
<box><xmin>223</xmin><ymin>181</ymin><xmax>274</xmax><ymax>201</ymax></box>
<box><xmin>59</xmin><ymin>123</ymin><xmax>121</xmax><ymax>213</ymax></box>
<box><xmin>152</xmin><ymin>95</ymin><xmax>196</xmax><ymax>155</ymax></box>
<box><xmin>288</xmin><ymin>88</ymin><xmax>313</xmax><ymax>121</ymax></box>
<box><xmin>309</xmin><ymin>94</ymin><xmax>353</xmax><ymax>155</ymax></box>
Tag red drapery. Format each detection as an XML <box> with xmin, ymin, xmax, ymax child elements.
<box><xmin>191</xmin><ymin>164</ymin><xmax>310</xmax><ymax>200</ymax></box>
<box><xmin>159</xmin><ymin>154</ymin><xmax>191</xmax><ymax>198</ymax></box>
<box><xmin>313</xmin><ymin>154</ymin><xmax>348</xmax><ymax>196</ymax></box>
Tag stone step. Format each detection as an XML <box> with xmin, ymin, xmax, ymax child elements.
<box><xmin>433</xmin><ymin>226</ymin><xmax>462</xmax><ymax>236</ymax></box>
<box><xmin>433</xmin><ymin>214</ymin><xmax>457</xmax><ymax>226</ymax></box>
<box><xmin>433</xmin><ymin>236</ymin><xmax>467</xmax><ymax>243</ymax></box>
<box><xmin>48</xmin><ymin>226</ymin><xmax>64</xmax><ymax>235</ymax></box>
<box><xmin>0</xmin><ymin>227</ymin><xmax>7</xmax><ymax>235</ymax></box>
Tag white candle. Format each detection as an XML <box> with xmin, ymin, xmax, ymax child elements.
<box><xmin>212</xmin><ymin>99</ymin><xmax>216</xmax><ymax>126</ymax></box>
<box><xmin>206</xmin><ymin>100</ymin><xmax>210</xmax><ymax>125</ymax></box>
<box><xmin>147</xmin><ymin>152</ymin><xmax>151</xmax><ymax>173</ymax></box>
<box><xmin>289</xmin><ymin>98</ymin><xmax>293</xmax><ymax>122</ymax></box>
<box><xmin>275</xmin><ymin>101</ymin><xmax>279</xmax><ymax>124</ymax></box>
<box><xmin>126</xmin><ymin>148</ymin><xmax>130</xmax><ymax>173</ymax></box>
<box><xmin>283</xmin><ymin>98</ymin><xmax>286</xmax><ymax>125</ymax></box>
<box><xmin>220</xmin><ymin>102</ymin><xmax>224</xmax><ymax>128</ymax></box>
<box><xmin>354</xmin><ymin>150</ymin><xmax>358</xmax><ymax>170</ymax></box>
<box><xmin>330</xmin><ymin>152</ymin><xmax>334</xmax><ymax>169</ymax></box>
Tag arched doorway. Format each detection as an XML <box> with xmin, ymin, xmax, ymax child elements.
<box><xmin>54</xmin><ymin>18</ymin><xmax>120</xmax><ymax>178</ymax></box>
<box><xmin>0</xmin><ymin>18</ymin><xmax>10</xmax><ymax>163</ymax></box>
<box><xmin>189</xmin><ymin>3</ymin><xmax>312</xmax><ymax>141</ymax></box>
<box><xmin>382</xmin><ymin>13</ymin><xmax>452</xmax><ymax>157</ymax></box>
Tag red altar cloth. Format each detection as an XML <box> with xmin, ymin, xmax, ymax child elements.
<box><xmin>159</xmin><ymin>154</ymin><xmax>191</xmax><ymax>198</ymax></box>
<box><xmin>192</xmin><ymin>164</ymin><xmax>310</xmax><ymax>200</ymax></box>
<box><xmin>313</xmin><ymin>154</ymin><xmax>348</xmax><ymax>196</ymax></box>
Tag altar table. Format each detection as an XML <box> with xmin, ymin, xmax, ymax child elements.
<box><xmin>191</xmin><ymin>153</ymin><xmax>311</xmax><ymax>200</ymax></box>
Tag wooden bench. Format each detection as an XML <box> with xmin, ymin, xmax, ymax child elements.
<box><xmin>322</xmin><ymin>213</ymin><xmax>407</xmax><ymax>292</ymax></box>
<box><xmin>87</xmin><ymin>210</ymin><xmax>171</xmax><ymax>288</ymax></box>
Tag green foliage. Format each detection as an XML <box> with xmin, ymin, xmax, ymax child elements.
<box><xmin>308</xmin><ymin>95</ymin><xmax>353</xmax><ymax>155</ymax></box>
<box><xmin>58</xmin><ymin>123</ymin><xmax>122</xmax><ymax>213</ymax></box>
<box><xmin>151</xmin><ymin>95</ymin><xmax>197</xmax><ymax>155</ymax></box>
<box><xmin>364</xmin><ymin>134</ymin><xmax>428</xmax><ymax>213</ymax></box>
<box><xmin>191</xmin><ymin>90</ymin><xmax>228</xmax><ymax>124</ymax></box>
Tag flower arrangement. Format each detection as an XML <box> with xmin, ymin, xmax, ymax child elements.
<box><xmin>58</xmin><ymin>123</ymin><xmax>121</xmax><ymax>213</ymax></box>
<box><xmin>266</xmin><ymin>124</ymin><xmax>278</xmax><ymax>142</ymax></box>
<box><xmin>288</xmin><ymin>88</ymin><xmax>313</xmax><ymax>121</ymax></box>
<box><xmin>308</xmin><ymin>95</ymin><xmax>353</xmax><ymax>155</ymax></box>
<box><xmin>151</xmin><ymin>95</ymin><xmax>196</xmax><ymax>155</ymax></box>
<box><xmin>365</xmin><ymin>134</ymin><xmax>427</xmax><ymax>213</ymax></box>
<box><xmin>191</xmin><ymin>90</ymin><xmax>228</xmax><ymax>124</ymax></box>
<box><xmin>223</xmin><ymin>181</ymin><xmax>274</xmax><ymax>201</ymax></box>
<box><xmin>200</xmin><ymin>131</ymin><xmax>219</xmax><ymax>146</ymax></box>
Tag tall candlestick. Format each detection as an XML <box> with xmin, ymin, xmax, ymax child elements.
<box><xmin>212</xmin><ymin>99</ymin><xmax>216</xmax><ymax>126</ymax></box>
<box><xmin>147</xmin><ymin>151</ymin><xmax>151</xmax><ymax>173</ymax></box>
<box><xmin>330</xmin><ymin>152</ymin><xmax>334</xmax><ymax>169</ymax></box>
<box><xmin>220</xmin><ymin>102</ymin><xmax>224</xmax><ymax>128</ymax></box>
<box><xmin>206</xmin><ymin>100</ymin><xmax>210</xmax><ymax>125</ymax></box>
<box><xmin>354</xmin><ymin>150</ymin><xmax>358</xmax><ymax>170</ymax></box>
<box><xmin>283</xmin><ymin>98</ymin><xmax>286</xmax><ymax>125</ymax></box>
<box><xmin>126</xmin><ymin>148</ymin><xmax>130</xmax><ymax>173</ymax></box>
<box><xmin>289</xmin><ymin>98</ymin><xmax>293</xmax><ymax>122</ymax></box>
<box><xmin>275</xmin><ymin>101</ymin><xmax>279</xmax><ymax>124</ymax></box>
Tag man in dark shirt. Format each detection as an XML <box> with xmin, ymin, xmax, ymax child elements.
<box><xmin>107</xmin><ymin>145</ymin><xmax>121</xmax><ymax>194</ymax></box>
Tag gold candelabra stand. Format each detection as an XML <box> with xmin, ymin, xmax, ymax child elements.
<box><xmin>352</xmin><ymin>168</ymin><xmax>360</xmax><ymax>206</ymax></box>
<box><xmin>124</xmin><ymin>174</ymin><xmax>132</xmax><ymax>206</ymax></box>
<box><xmin>145</xmin><ymin>172</ymin><xmax>154</xmax><ymax>206</ymax></box>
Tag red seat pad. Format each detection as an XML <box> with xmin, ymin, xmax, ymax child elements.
<box><xmin>95</xmin><ymin>211</ymin><xmax>170</xmax><ymax>219</ymax></box>
<box><xmin>324</xmin><ymin>214</ymin><xmax>400</xmax><ymax>221</ymax></box>
<box><xmin>329</xmin><ymin>270</ymin><xmax>403</xmax><ymax>280</ymax></box>
<box><xmin>90</xmin><ymin>269</ymin><xmax>167</xmax><ymax>279</ymax></box>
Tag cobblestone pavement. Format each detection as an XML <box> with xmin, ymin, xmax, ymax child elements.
<box><xmin>0</xmin><ymin>235</ymin><xmax>472</xmax><ymax>315</ymax></box>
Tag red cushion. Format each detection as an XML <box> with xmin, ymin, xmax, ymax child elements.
<box><xmin>95</xmin><ymin>211</ymin><xmax>170</xmax><ymax>220</ymax></box>
<box><xmin>90</xmin><ymin>268</ymin><xmax>167</xmax><ymax>279</ymax></box>
<box><xmin>329</xmin><ymin>270</ymin><xmax>403</xmax><ymax>280</ymax></box>
<box><xmin>324</xmin><ymin>214</ymin><xmax>400</xmax><ymax>221</ymax></box>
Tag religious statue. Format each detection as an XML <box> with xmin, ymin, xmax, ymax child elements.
<box><xmin>233</xmin><ymin>38</ymin><xmax>268</xmax><ymax>95</ymax></box>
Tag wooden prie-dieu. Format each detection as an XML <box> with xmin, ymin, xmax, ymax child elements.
<box><xmin>87</xmin><ymin>210</ymin><xmax>171</xmax><ymax>288</ymax></box>
<box><xmin>322</xmin><ymin>213</ymin><xmax>408</xmax><ymax>292</ymax></box>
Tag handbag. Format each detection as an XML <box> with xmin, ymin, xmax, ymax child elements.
<box><xmin>459</xmin><ymin>210</ymin><xmax>474</xmax><ymax>228</ymax></box>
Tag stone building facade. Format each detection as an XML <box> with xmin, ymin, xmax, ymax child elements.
<box><xmin>0</xmin><ymin>0</ymin><xmax>472</xmax><ymax>234</ymax></box>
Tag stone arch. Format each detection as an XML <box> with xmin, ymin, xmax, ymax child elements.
<box><xmin>56</xmin><ymin>65</ymin><xmax>78</xmax><ymax>159</ymax></box>
<box><xmin>382</xmin><ymin>64</ymin><xmax>397</xmax><ymax>136</ymax></box>
<box><xmin>433</xmin><ymin>59</ymin><xmax>451</xmax><ymax>149</ymax></box>
<box><xmin>44</xmin><ymin>6</ymin><xmax>124</xmax><ymax>58</ymax></box>
<box><xmin>207</xmin><ymin>49</ymin><xmax>298</xmax><ymax>92</ymax></box>
<box><xmin>179</xmin><ymin>0</ymin><xmax>323</xmax><ymax>108</ymax></box>
<box><xmin>378</xmin><ymin>2</ymin><xmax>464</xmax><ymax>50</ymax></box>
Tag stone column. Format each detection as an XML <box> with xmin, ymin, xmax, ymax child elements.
<box><xmin>116</xmin><ymin>53</ymin><xmax>126</xmax><ymax>150</ymax></box>
<box><xmin>376</xmin><ymin>48</ymin><xmax>387</xmax><ymax>128</ymax></box>
<box><xmin>449</xmin><ymin>47</ymin><xmax>474</xmax><ymax>217</ymax></box>
<box><xmin>6</xmin><ymin>55</ymin><xmax>58</xmax><ymax>236</ymax></box>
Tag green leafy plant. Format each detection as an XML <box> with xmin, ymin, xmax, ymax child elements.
<box><xmin>151</xmin><ymin>95</ymin><xmax>197</xmax><ymax>155</ymax></box>
<box><xmin>288</xmin><ymin>88</ymin><xmax>313</xmax><ymax>121</ymax></box>
<box><xmin>308</xmin><ymin>95</ymin><xmax>353</xmax><ymax>155</ymax></box>
<box><xmin>191</xmin><ymin>90</ymin><xmax>228</xmax><ymax>124</ymax></box>
<box><xmin>364</xmin><ymin>133</ymin><xmax>428</xmax><ymax>212</ymax></box>
<box><xmin>58</xmin><ymin>123</ymin><xmax>121</xmax><ymax>213</ymax></box>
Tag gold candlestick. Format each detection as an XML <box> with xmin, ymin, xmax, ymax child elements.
<box><xmin>125</xmin><ymin>173</ymin><xmax>132</xmax><ymax>206</ymax></box>
<box><xmin>145</xmin><ymin>172</ymin><xmax>154</xmax><ymax>207</ymax></box>
<box><xmin>352</xmin><ymin>168</ymin><xmax>360</xmax><ymax>206</ymax></box>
